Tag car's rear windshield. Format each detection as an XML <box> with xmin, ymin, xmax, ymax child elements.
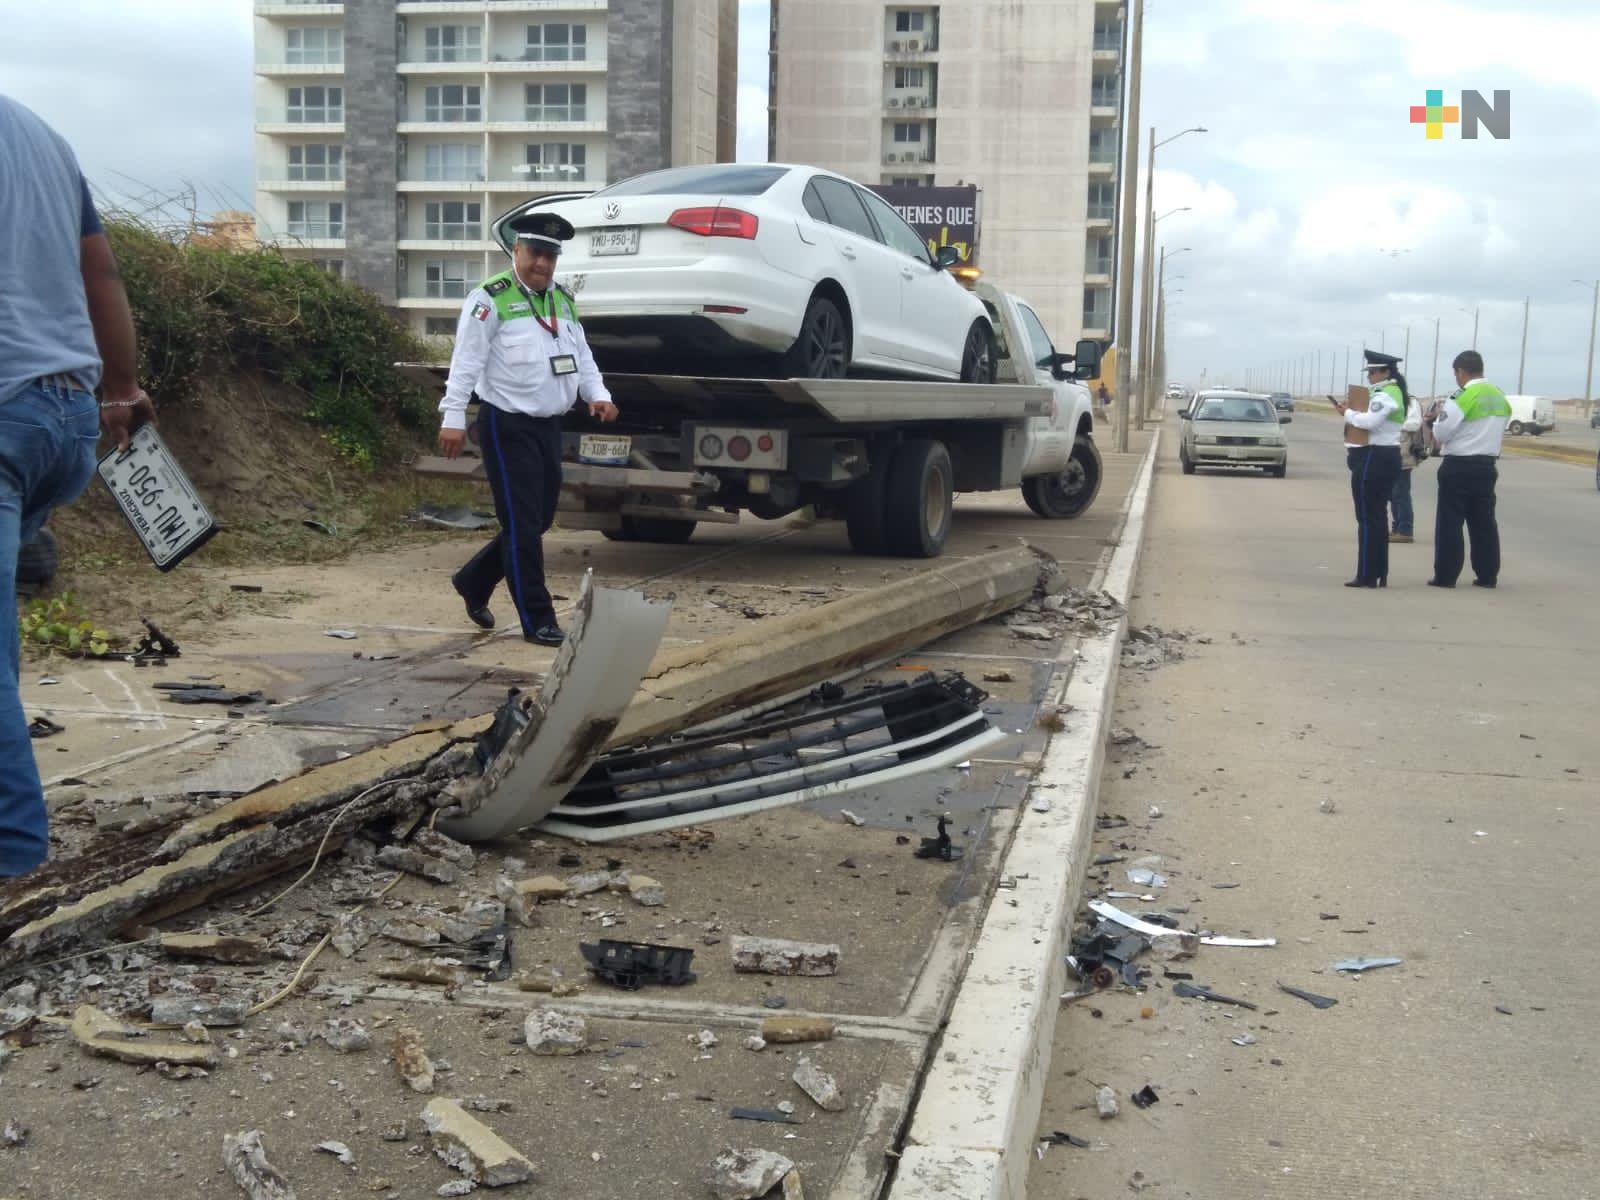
<box><xmin>1196</xmin><ymin>397</ymin><xmax>1275</xmax><ymax>422</ymax></box>
<box><xmin>596</xmin><ymin>165</ymin><xmax>790</xmax><ymax>197</ymax></box>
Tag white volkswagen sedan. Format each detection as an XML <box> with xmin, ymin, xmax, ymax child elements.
<box><xmin>492</xmin><ymin>163</ymin><xmax>998</xmax><ymax>382</ymax></box>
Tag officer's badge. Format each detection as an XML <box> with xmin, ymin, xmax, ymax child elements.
<box><xmin>471</xmin><ymin>302</ymin><xmax>491</xmax><ymax>322</ymax></box>
<box><xmin>485</xmin><ymin>277</ymin><xmax>511</xmax><ymax>295</ymax></box>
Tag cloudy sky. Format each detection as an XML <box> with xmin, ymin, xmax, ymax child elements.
<box><xmin>5</xmin><ymin>0</ymin><xmax>1598</xmax><ymax>396</ymax></box>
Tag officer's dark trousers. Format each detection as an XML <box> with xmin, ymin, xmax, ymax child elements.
<box><xmin>1347</xmin><ymin>445</ymin><xmax>1400</xmax><ymax>584</ymax></box>
<box><xmin>454</xmin><ymin>406</ymin><xmax>563</xmax><ymax>634</ymax></box>
<box><xmin>1433</xmin><ymin>454</ymin><xmax>1500</xmax><ymax>586</ymax></box>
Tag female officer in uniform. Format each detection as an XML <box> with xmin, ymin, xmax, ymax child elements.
<box><xmin>1333</xmin><ymin>349</ymin><xmax>1408</xmax><ymax>588</ymax></box>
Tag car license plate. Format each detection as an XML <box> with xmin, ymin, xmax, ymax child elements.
<box><xmin>590</xmin><ymin>227</ymin><xmax>640</xmax><ymax>256</ymax></box>
<box><xmin>578</xmin><ymin>434</ymin><xmax>631</xmax><ymax>465</ymax></box>
<box><xmin>1227</xmin><ymin>447</ymin><xmax>1247</xmax><ymax>460</ymax></box>
<box><xmin>96</xmin><ymin>425</ymin><xmax>218</xmax><ymax>572</ymax></box>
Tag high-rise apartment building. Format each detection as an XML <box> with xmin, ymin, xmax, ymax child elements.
<box><xmin>254</xmin><ymin>0</ymin><xmax>738</xmax><ymax>338</ymax></box>
<box><xmin>769</xmin><ymin>1</ymin><xmax>1125</xmax><ymax>347</ymax></box>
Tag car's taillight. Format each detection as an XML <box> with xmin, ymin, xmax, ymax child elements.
<box><xmin>668</xmin><ymin>206</ymin><xmax>759</xmax><ymax>239</ymax></box>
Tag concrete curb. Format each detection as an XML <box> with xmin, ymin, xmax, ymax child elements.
<box><xmin>885</xmin><ymin>431</ymin><xmax>1161</xmax><ymax>1200</ymax></box>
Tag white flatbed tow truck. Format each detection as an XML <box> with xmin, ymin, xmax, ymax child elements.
<box><xmin>408</xmin><ymin>281</ymin><xmax>1104</xmax><ymax>558</ymax></box>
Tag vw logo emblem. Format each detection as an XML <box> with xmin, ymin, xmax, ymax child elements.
<box><xmin>603</xmin><ymin>202</ymin><xmax>621</xmax><ymax>220</ymax></box>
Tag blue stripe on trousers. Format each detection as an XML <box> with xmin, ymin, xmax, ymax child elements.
<box><xmin>1357</xmin><ymin>451</ymin><xmax>1371</xmax><ymax>580</ymax></box>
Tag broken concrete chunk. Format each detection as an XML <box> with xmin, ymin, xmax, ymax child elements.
<box><xmin>149</xmin><ymin>991</ymin><xmax>249</xmax><ymax>1027</ymax></box>
<box><xmin>158</xmin><ymin>933</ymin><xmax>271</xmax><ymax>965</ymax></box>
<box><xmin>411</xmin><ymin>827</ymin><xmax>476</xmax><ymax>868</ymax></box>
<box><xmin>222</xmin><ymin>1129</ymin><xmax>296</xmax><ymax>1200</ymax></box>
<box><xmin>690</xmin><ymin>1028</ymin><xmax>718</xmax><ymax>1050</ymax></box>
<box><xmin>1096</xmin><ymin>1085</ymin><xmax>1119</xmax><ymax>1119</ymax></box>
<box><xmin>437</xmin><ymin>1182</ymin><xmax>477</xmax><ymax>1198</ymax></box>
<box><xmin>782</xmin><ymin>1169</ymin><xmax>806</xmax><ymax>1200</ymax></box>
<box><xmin>625</xmin><ymin>874</ymin><xmax>666</xmax><ymax>907</ymax></box>
<box><xmin>494</xmin><ymin>877</ymin><xmax>539</xmax><ymax>928</ymax></box>
<box><xmin>523</xmin><ymin>1010</ymin><xmax>586</xmax><ymax>1056</ymax></box>
<box><xmin>377</xmin><ymin>959</ymin><xmax>468</xmax><ymax>988</ymax></box>
<box><xmin>392</xmin><ymin>1027</ymin><xmax>436</xmax><ymax>1093</ymax></box>
<box><xmin>423</xmin><ymin>1097</ymin><xmax>535</xmax><ymax>1187</ymax></box>
<box><xmin>760</xmin><ymin>1016</ymin><xmax>835</xmax><ymax>1044</ymax></box>
<box><xmin>70</xmin><ymin>1004</ymin><xmax>217</xmax><ymax>1067</ymax></box>
<box><xmin>181</xmin><ymin>1020</ymin><xmax>211</xmax><ymax>1044</ymax></box>
<box><xmin>1009</xmin><ymin>623</ymin><xmax>1054</xmax><ymax>641</ymax></box>
<box><xmin>321</xmin><ymin>1018</ymin><xmax>372</xmax><ymax>1053</ymax></box>
<box><xmin>742</xmin><ymin>1035</ymin><xmax>767</xmax><ymax>1052</ymax></box>
<box><xmin>709</xmin><ymin>1148</ymin><xmax>797</xmax><ymax>1200</ymax></box>
<box><xmin>439</xmin><ymin>898</ymin><xmax>505</xmax><ymax>944</ymax></box>
<box><xmin>276</xmin><ymin>1021</ymin><xmax>312</xmax><ymax>1048</ymax></box>
<box><xmin>382</xmin><ymin>916</ymin><xmax>444</xmax><ymax>947</ymax></box>
<box><xmin>0</xmin><ymin>1005</ymin><xmax>36</xmax><ymax>1036</ymax></box>
<box><xmin>565</xmin><ymin>871</ymin><xmax>611</xmax><ymax>897</ymax></box>
<box><xmin>377</xmin><ymin>845</ymin><xmax>459</xmax><ymax>885</ymax></box>
<box><xmin>731</xmin><ymin>936</ymin><xmax>839</xmax><ymax>977</ymax></box>
<box><xmin>0</xmin><ymin>981</ymin><xmax>38</xmax><ymax>1009</ymax></box>
<box><xmin>330</xmin><ymin>913</ymin><xmax>374</xmax><ymax>959</ymax></box>
<box><xmin>792</xmin><ymin>1058</ymin><xmax>846</xmax><ymax>1112</ymax></box>
<box><xmin>314</xmin><ymin>1140</ymin><xmax>355</xmax><ymax>1167</ymax></box>
<box><xmin>3</xmin><ymin>1119</ymin><xmax>30</xmax><ymax>1147</ymax></box>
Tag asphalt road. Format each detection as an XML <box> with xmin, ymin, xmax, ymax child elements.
<box><xmin>1030</xmin><ymin>413</ymin><xmax>1599</xmax><ymax>1198</ymax></box>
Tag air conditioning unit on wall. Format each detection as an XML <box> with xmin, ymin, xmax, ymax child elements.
<box><xmin>889</xmin><ymin>97</ymin><xmax>900</xmax><ymax>107</ymax></box>
<box><xmin>908</xmin><ymin>38</ymin><xmax>921</xmax><ymax>50</ymax></box>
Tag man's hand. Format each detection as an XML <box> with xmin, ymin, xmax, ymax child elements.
<box><xmin>100</xmin><ymin>388</ymin><xmax>157</xmax><ymax>451</ymax></box>
<box><xmin>587</xmin><ymin>399</ymin><xmax>619</xmax><ymax>423</ymax></box>
<box><xmin>438</xmin><ymin>427</ymin><xmax>467</xmax><ymax>459</ymax></box>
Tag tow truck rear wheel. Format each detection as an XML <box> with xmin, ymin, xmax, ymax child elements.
<box><xmin>1021</xmin><ymin>436</ymin><xmax>1102</xmax><ymax>519</ymax></box>
<box><xmin>883</xmin><ymin>438</ymin><xmax>953</xmax><ymax>557</ymax></box>
<box><xmin>603</xmin><ymin>515</ymin><xmax>697</xmax><ymax>544</ymax></box>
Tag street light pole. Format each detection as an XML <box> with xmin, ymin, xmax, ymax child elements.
<box><xmin>1430</xmin><ymin>316</ymin><xmax>1440</xmax><ymax>400</ymax></box>
<box><xmin>1147</xmin><ymin>244</ymin><xmax>1189</xmax><ymax>415</ymax></box>
<box><xmin>1111</xmin><ymin>0</ymin><xmax>1144</xmax><ymax>454</ymax></box>
<box><xmin>1136</xmin><ymin>128</ymin><xmax>1204</xmax><ymax>431</ymax></box>
<box><xmin>1517</xmin><ymin>296</ymin><xmax>1530</xmax><ymax>393</ymax></box>
<box><xmin>1575</xmin><ymin>279</ymin><xmax>1598</xmax><ymax>418</ymax></box>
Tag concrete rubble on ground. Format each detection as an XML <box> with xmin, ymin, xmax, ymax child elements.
<box><xmin>708</xmin><ymin>1147</ymin><xmax>798</xmax><ymax>1200</ymax></box>
<box><xmin>423</xmin><ymin>1097</ymin><xmax>536</xmax><ymax>1187</ymax></box>
<box><xmin>792</xmin><ymin>1057</ymin><xmax>847</xmax><ymax>1111</ymax></box>
<box><xmin>222</xmin><ymin>1129</ymin><xmax>296</xmax><ymax>1200</ymax></box>
<box><xmin>523</xmin><ymin>1009</ymin><xmax>586</xmax><ymax>1055</ymax></box>
<box><xmin>731</xmin><ymin>935</ymin><xmax>840</xmax><ymax>977</ymax></box>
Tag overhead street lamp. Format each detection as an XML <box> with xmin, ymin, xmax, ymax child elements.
<box><xmin>1457</xmin><ymin>304</ymin><xmax>1479</xmax><ymax>351</ymax></box>
<box><xmin>1136</xmin><ymin>126</ymin><xmax>1206</xmax><ymax>432</ymax></box>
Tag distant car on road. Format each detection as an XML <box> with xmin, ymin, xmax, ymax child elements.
<box><xmin>493</xmin><ymin>163</ymin><xmax>999</xmax><ymax>383</ymax></box>
<box><xmin>1589</xmin><ymin>408</ymin><xmax>1600</xmax><ymax>430</ymax></box>
<box><xmin>1270</xmin><ymin>391</ymin><xmax>1294</xmax><ymax>420</ymax></box>
<box><xmin>1178</xmin><ymin>390</ymin><xmax>1288</xmax><ymax>477</ymax></box>
<box><xmin>1503</xmin><ymin>394</ymin><xmax>1554</xmax><ymax>436</ymax></box>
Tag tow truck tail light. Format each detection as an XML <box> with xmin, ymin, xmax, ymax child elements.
<box><xmin>668</xmin><ymin>206</ymin><xmax>760</xmax><ymax>239</ymax></box>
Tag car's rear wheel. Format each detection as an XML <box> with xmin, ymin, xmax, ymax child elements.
<box><xmin>959</xmin><ymin>321</ymin><xmax>997</xmax><ymax>384</ymax></box>
<box><xmin>1022</xmin><ymin>436</ymin><xmax>1102</xmax><ymax>519</ymax></box>
<box><xmin>1508</xmin><ymin>420</ymin><xmax>1524</xmax><ymax>435</ymax></box>
<box><xmin>782</xmin><ymin>295</ymin><xmax>850</xmax><ymax>379</ymax></box>
<box><xmin>882</xmin><ymin>438</ymin><xmax>953</xmax><ymax>557</ymax></box>
<box><xmin>603</xmin><ymin>515</ymin><xmax>697</xmax><ymax>544</ymax></box>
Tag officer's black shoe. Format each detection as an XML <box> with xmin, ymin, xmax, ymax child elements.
<box><xmin>1343</xmin><ymin>578</ymin><xmax>1378</xmax><ymax>588</ymax></box>
<box><xmin>1426</xmin><ymin>578</ymin><xmax>1455</xmax><ymax>588</ymax></box>
<box><xmin>1471</xmin><ymin>578</ymin><xmax>1497</xmax><ymax>589</ymax></box>
<box><xmin>451</xmin><ymin>578</ymin><xmax>495</xmax><ymax>629</ymax></box>
<box><xmin>525</xmin><ymin>625</ymin><xmax>565</xmax><ymax>647</ymax></box>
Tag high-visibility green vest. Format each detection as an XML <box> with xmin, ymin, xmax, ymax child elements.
<box><xmin>480</xmin><ymin>270</ymin><xmax>579</xmax><ymax>325</ymax></box>
<box><xmin>1456</xmin><ymin>379</ymin><xmax>1511</xmax><ymax>421</ymax></box>
<box><xmin>1371</xmin><ymin>381</ymin><xmax>1405</xmax><ymax>423</ymax></box>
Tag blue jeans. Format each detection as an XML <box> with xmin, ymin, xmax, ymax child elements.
<box><xmin>1390</xmin><ymin>467</ymin><xmax>1414</xmax><ymax>536</ymax></box>
<box><xmin>1</xmin><ymin>379</ymin><xmax>100</xmax><ymax>877</ymax></box>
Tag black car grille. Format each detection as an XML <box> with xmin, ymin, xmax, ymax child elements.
<box><xmin>1216</xmin><ymin>436</ymin><xmax>1260</xmax><ymax>446</ymax></box>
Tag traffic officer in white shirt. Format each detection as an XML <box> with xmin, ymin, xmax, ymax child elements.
<box><xmin>437</xmin><ymin>211</ymin><xmax>617</xmax><ymax>646</ymax></box>
<box><xmin>1331</xmin><ymin>349</ymin><xmax>1407</xmax><ymax>588</ymax></box>
<box><xmin>1425</xmin><ymin>349</ymin><xmax>1511</xmax><ymax>589</ymax></box>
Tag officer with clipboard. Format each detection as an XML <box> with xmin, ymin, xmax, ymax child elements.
<box><xmin>437</xmin><ymin>212</ymin><xmax>618</xmax><ymax>646</ymax></box>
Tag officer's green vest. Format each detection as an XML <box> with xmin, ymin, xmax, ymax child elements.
<box><xmin>1456</xmin><ymin>380</ymin><xmax>1511</xmax><ymax>421</ymax></box>
<box><xmin>480</xmin><ymin>270</ymin><xmax>579</xmax><ymax>325</ymax></box>
<box><xmin>1372</xmin><ymin>381</ymin><xmax>1406</xmax><ymax>424</ymax></box>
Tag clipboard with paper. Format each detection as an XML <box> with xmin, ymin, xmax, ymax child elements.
<box><xmin>1343</xmin><ymin>384</ymin><xmax>1370</xmax><ymax>446</ymax></box>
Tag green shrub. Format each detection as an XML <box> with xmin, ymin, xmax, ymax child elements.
<box><xmin>107</xmin><ymin>220</ymin><xmax>434</xmax><ymax>468</ymax></box>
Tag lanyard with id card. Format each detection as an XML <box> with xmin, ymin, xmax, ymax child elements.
<box><xmin>520</xmin><ymin>282</ymin><xmax>577</xmax><ymax>380</ymax></box>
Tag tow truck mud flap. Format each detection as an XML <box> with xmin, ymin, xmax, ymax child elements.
<box><xmin>534</xmin><ymin>672</ymin><xmax>1008</xmax><ymax>843</ymax></box>
<box><xmin>440</xmin><ymin>571</ymin><xmax>671</xmax><ymax>842</ymax></box>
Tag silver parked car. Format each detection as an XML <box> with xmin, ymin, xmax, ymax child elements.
<box><xmin>1178</xmin><ymin>391</ymin><xmax>1288</xmax><ymax>477</ymax></box>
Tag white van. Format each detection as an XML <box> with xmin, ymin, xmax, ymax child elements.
<box><xmin>1503</xmin><ymin>394</ymin><xmax>1554</xmax><ymax>435</ymax></box>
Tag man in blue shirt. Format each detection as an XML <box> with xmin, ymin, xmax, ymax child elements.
<box><xmin>0</xmin><ymin>95</ymin><xmax>155</xmax><ymax>878</ymax></box>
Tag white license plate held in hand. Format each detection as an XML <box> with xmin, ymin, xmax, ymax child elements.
<box><xmin>96</xmin><ymin>425</ymin><xmax>218</xmax><ymax>571</ymax></box>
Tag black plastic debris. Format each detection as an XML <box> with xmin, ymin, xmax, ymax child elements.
<box><xmin>153</xmin><ymin>683</ymin><xmax>266</xmax><ymax>707</ymax></box>
<box><xmin>730</xmin><ymin>1107</ymin><xmax>798</xmax><ymax>1125</ymax></box>
<box><xmin>1162</xmin><ymin>969</ymin><xmax>1194</xmax><ymax>981</ymax></box>
<box><xmin>580</xmin><ymin>939</ymin><xmax>697</xmax><ymax>990</ymax></box>
<box><xmin>915</xmin><ymin>814</ymin><xmax>964</xmax><ymax>862</ymax></box>
<box><xmin>1173</xmin><ymin>981</ymin><xmax>1257</xmax><ymax>1010</ymax></box>
<box><xmin>27</xmin><ymin>716</ymin><xmax>65</xmax><ymax>739</ymax></box>
<box><xmin>1278</xmin><ymin>982</ymin><xmax>1338</xmax><ymax>1010</ymax></box>
<box><xmin>461</xmin><ymin>922</ymin><xmax>512</xmax><ymax>982</ymax></box>
<box><xmin>126</xmin><ymin>619</ymin><xmax>180</xmax><ymax>667</ymax></box>
<box><xmin>475</xmin><ymin>688</ymin><xmax>528</xmax><ymax>771</ymax></box>
<box><xmin>1039</xmin><ymin>1131</ymin><xmax>1090</xmax><ymax>1148</ymax></box>
<box><xmin>1069</xmin><ymin>914</ymin><xmax>1152</xmax><ymax>990</ymax></box>
<box><xmin>1130</xmin><ymin>1085</ymin><xmax>1160</xmax><ymax>1109</ymax></box>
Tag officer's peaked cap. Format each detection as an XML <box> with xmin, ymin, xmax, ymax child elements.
<box><xmin>508</xmin><ymin>211</ymin><xmax>576</xmax><ymax>254</ymax></box>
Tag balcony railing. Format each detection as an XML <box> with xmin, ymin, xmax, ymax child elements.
<box><xmin>884</xmin><ymin>38</ymin><xmax>938</xmax><ymax>54</ymax></box>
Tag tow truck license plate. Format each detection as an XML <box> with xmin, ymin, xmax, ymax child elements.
<box><xmin>96</xmin><ymin>424</ymin><xmax>218</xmax><ymax>572</ymax></box>
<box><xmin>579</xmin><ymin>434</ymin><xmax>631</xmax><ymax>465</ymax></box>
<box><xmin>591</xmin><ymin>227</ymin><xmax>640</xmax><ymax>256</ymax></box>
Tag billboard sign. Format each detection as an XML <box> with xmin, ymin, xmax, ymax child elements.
<box><xmin>868</xmin><ymin>184</ymin><xmax>981</xmax><ymax>264</ymax></box>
